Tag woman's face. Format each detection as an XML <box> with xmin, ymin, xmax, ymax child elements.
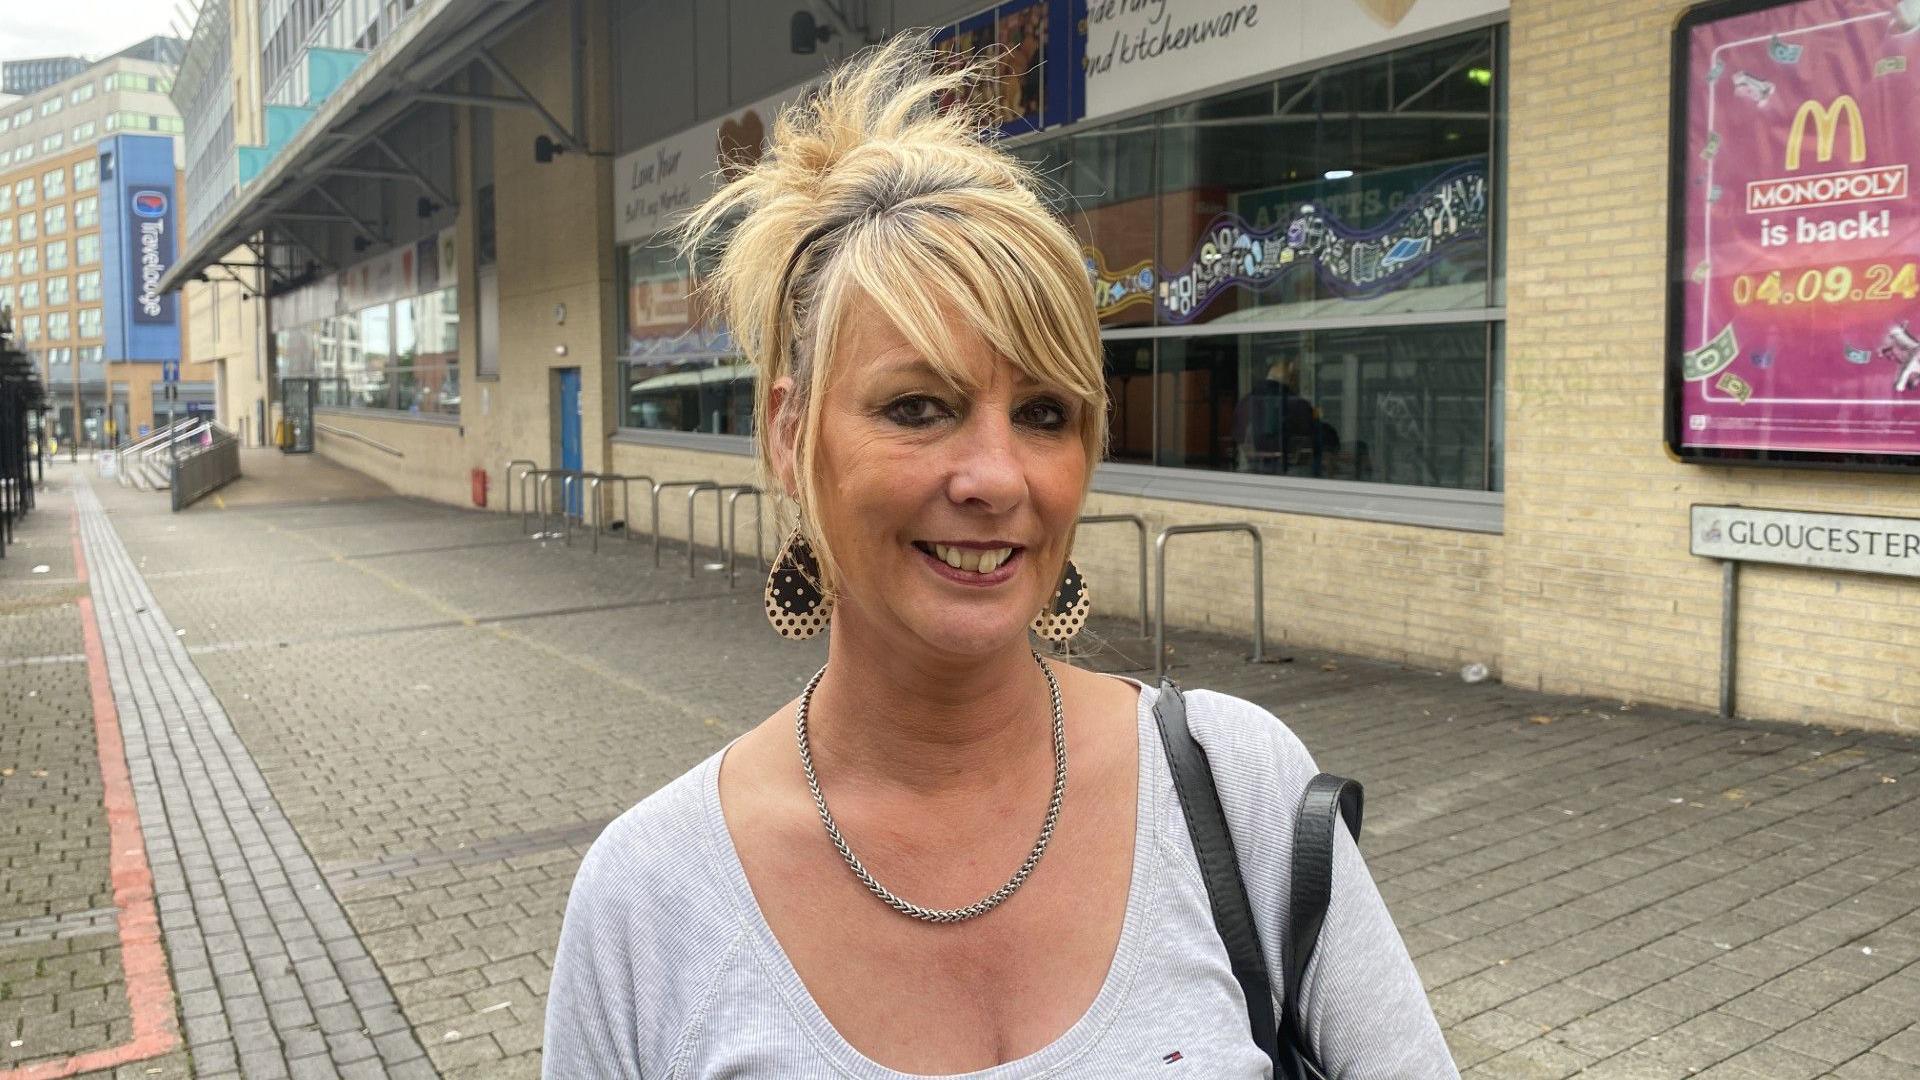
<box><xmin>787</xmin><ymin>298</ymin><xmax>1089</xmax><ymax>659</ymax></box>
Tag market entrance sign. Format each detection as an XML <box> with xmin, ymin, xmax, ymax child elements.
<box><xmin>1691</xmin><ymin>504</ymin><xmax>1920</xmax><ymax>577</ymax></box>
<box><xmin>1666</xmin><ymin>0</ymin><xmax>1920</xmax><ymax>470</ymax></box>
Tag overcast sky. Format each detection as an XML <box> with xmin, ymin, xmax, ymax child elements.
<box><xmin>0</xmin><ymin>1</ymin><xmax>186</xmax><ymax>66</ymax></box>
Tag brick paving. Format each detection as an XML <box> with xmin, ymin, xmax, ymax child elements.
<box><xmin>1</xmin><ymin>474</ymin><xmax>190</xmax><ymax>1080</ymax></box>
<box><xmin>2</xmin><ymin>450</ymin><xmax>1916</xmax><ymax>1078</ymax></box>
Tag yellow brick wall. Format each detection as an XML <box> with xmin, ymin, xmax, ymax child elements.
<box><xmin>314</xmin><ymin>412</ymin><xmax>468</xmax><ymax>504</ymax></box>
<box><xmin>1502</xmin><ymin>0</ymin><xmax>1920</xmax><ymax>733</ymax></box>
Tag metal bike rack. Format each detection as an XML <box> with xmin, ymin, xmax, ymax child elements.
<box><xmin>519</xmin><ymin>467</ymin><xmax>547</xmax><ymax>533</ymax></box>
<box><xmin>1154</xmin><ymin>523</ymin><xmax>1265</xmax><ymax>681</ymax></box>
<box><xmin>723</xmin><ymin>485</ymin><xmax>764</xmax><ymax>588</ymax></box>
<box><xmin>504</xmin><ymin>459</ymin><xmax>537</xmax><ymax>516</ymax></box>
<box><xmin>650</xmin><ymin>480</ymin><xmax>715</xmax><ymax>567</ymax></box>
<box><xmin>686</xmin><ymin>483</ymin><xmax>724</xmax><ymax>578</ymax></box>
<box><xmin>533</xmin><ymin>469</ymin><xmax>574</xmax><ymax>541</ymax></box>
<box><xmin>598</xmin><ymin>473</ymin><xmax>655</xmax><ymax>544</ymax></box>
<box><xmin>1076</xmin><ymin>514</ymin><xmax>1150</xmax><ymax>638</ymax></box>
<box><xmin>561</xmin><ymin>472</ymin><xmax>596</xmax><ymax>545</ymax></box>
<box><xmin>583</xmin><ymin>474</ymin><xmax>607</xmax><ymax>551</ymax></box>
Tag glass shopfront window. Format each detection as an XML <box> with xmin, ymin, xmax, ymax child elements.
<box><xmin>615</xmin><ymin>26</ymin><xmax>1505</xmax><ymax>498</ymax></box>
<box><xmin>617</xmin><ymin>243</ymin><xmax>750</xmax><ymax>435</ymax></box>
<box><xmin>1154</xmin><ymin>324</ymin><xmax>1495</xmax><ymax>488</ymax></box>
<box><xmin>1025</xmin><ymin>25</ymin><xmax>1505</xmax><ymax>492</ymax></box>
<box><xmin>276</xmin><ymin>287</ymin><xmax>460</xmax><ymax>417</ymax></box>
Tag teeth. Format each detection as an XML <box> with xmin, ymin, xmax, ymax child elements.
<box><xmin>930</xmin><ymin>545</ymin><xmax>1015</xmax><ymax>574</ymax></box>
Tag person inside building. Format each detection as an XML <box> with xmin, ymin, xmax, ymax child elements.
<box><xmin>1232</xmin><ymin>356</ymin><xmax>1341</xmax><ymax>477</ymax></box>
<box><xmin>545</xmin><ymin>35</ymin><xmax>1454</xmax><ymax>1079</ymax></box>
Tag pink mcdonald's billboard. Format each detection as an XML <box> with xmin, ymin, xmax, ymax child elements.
<box><xmin>1667</xmin><ymin>0</ymin><xmax>1920</xmax><ymax>469</ymax></box>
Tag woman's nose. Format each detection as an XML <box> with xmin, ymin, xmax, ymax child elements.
<box><xmin>945</xmin><ymin>412</ymin><xmax>1027</xmax><ymax>512</ymax></box>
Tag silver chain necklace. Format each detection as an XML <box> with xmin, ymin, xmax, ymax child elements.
<box><xmin>794</xmin><ymin>650</ymin><xmax>1067</xmax><ymax>924</ymax></box>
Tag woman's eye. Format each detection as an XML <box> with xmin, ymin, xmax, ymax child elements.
<box><xmin>1016</xmin><ymin>398</ymin><xmax>1070</xmax><ymax>430</ymax></box>
<box><xmin>885</xmin><ymin>395</ymin><xmax>952</xmax><ymax>426</ymax></box>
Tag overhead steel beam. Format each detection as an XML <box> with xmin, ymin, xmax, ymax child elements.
<box><xmin>324</xmin><ymin>166</ymin><xmax>414</xmax><ymax>182</ymax></box>
<box><xmin>476</xmin><ymin>48</ymin><xmax>582</xmax><ymax>151</ymax></box>
<box><xmin>272</xmin><ymin>211</ymin><xmax>353</xmax><ymax>223</ymax></box>
<box><xmin>273</xmin><ymin>222</ymin><xmax>334</xmax><ymax>274</ymax></box>
<box><xmin>371</xmin><ymin>135</ymin><xmax>454</xmax><ymax>210</ymax></box>
<box><xmin>160</xmin><ymin>0</ymin><xmax>547</xmax><ymax>293</ymax></box>
<box><xmin>412</xmin><ymin>89</ymin><xmax>535</xmax><ymax>109</ymax></box>
<box><xmin>310</xmin><ymin>186</ymin><xmax>385</xmax><ymax>246</ymax></box>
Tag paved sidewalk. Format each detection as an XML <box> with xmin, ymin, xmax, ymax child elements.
<box><xmin>2</xmin><ymin>452</ymin><xmax>1917</xmax><ymax>1079</ymax></box>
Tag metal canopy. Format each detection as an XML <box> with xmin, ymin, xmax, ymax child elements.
<box><xmin>160</xmin><ymin>0</ymin><xmax>563</xmax><ymax>295</ymax></box>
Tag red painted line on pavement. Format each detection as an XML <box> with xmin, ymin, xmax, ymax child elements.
<box><xmin>0</xmin><ymin>517</ymin><xmax>179</xmax><ymax>1080</ymax></box>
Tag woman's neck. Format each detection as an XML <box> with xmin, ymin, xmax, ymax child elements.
<box><xmin>803</xmin><ymin>617</ymin><xmax>1054</xmax><ymax>800</ymax></box>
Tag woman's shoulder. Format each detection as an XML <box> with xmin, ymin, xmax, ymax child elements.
<box><xmin>1170</xmin><ymin>686</ymin><xmax>1320</xmax><ymax>792</ymax></box>
<box><xmin>566</xmin><ymin>751</ymin><xmax>737</xmax><ymax>929</ymax></box>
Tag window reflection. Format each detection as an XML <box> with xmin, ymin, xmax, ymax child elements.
<box><xmin>1156</xmin><ymin>324</ymin><xmax>1492</xmax><ymax>490</ymax></box>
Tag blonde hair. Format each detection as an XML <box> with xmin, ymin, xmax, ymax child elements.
<box><xmin>675</xmin><ymin>34</ymin><xmax>1106</xmax><ymax>589</ymax></box>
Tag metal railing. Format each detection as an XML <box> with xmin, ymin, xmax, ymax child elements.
<box><xmin>1154</xmin><ymin>523</ymin><xmax>1265</xmax><ymax>681</ymax></box>
<box><xmin>1076</xmin><ymin>514</ymin><xmax>1149</xmax><ymax>638</ymax></box>
<box><xmin>170</xmin><ymin>427</ymin><xmax>242</xmax><ymax>511</ymax></box>
<box><xmin>601</xmin><ymin>474</ymin><xmax>654</xmax><ymax>545</ymax></box>
<box><xmin>723</xmin><ymin>485</ymin><xmax>764</xmax><ymax>587</ymax></box>
<box><xmin>113</xmin><ymin>416</ymin><xmax>195</xmax><ymax>486</ymax></box>
<box><xmin>504</xmin><ymin>459</ymin><xmax>537</xmax><ymax>516</ymax></box>
<box><xmin>685</xmin><ymin>483</ymin><xmax>723</xmax><ymax>578</ymax></box>
<box><xmin>649</xmin><ymin>480</ymin><xmax>715</xmax><ymax>567</ymax></box>
<box><xmin>529</xmin><ymin>469</ymin><xmax>575</xmax><ymax>540</ymax></box>
<box><xmin>116</xmin><ymin>417</ymin><xmax>208</xmax><ymax>490</ymax></box>
<box><xmin>137</xmin><ymin>421</ymin><xmax>216</xmax><ymax>490</ymax></box>
<box><xmin>578</xmin><ymin>472</ymin><xmax>652</xmax><ymax>552</ymax></box>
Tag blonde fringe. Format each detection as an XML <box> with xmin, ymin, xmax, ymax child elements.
<box><xmin>673</xmin><ymin>33</ymin><xmax>1107</xmax><ymax>593</ymax></box>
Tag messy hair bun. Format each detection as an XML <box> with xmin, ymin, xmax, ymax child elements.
<box><xmin>675</xmin><ymin>33</ymin><xmax>1106</xmax><ymax>587</ymax></box>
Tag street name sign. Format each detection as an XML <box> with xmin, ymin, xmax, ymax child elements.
<box><xmin>1691</xmin><ymin>504</ymin><xmax>1920</xmax><ymax>578</ymax></box>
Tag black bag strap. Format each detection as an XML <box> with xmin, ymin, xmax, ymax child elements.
<box><xmin>1280</xmin><ymin>774</ymin><xmax>1364</xmax><ymax>1075</ymax></box>
<box><xmin>1152</xmin><ymin>678</ymin><xmax>1279</xmax><ymax>1070</ymax></box>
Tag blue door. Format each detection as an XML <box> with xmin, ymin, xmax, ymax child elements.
<box><xmin>559</xmin><ymin>369</ymin><xmax>582</xmax><ymax>518</ymax></box>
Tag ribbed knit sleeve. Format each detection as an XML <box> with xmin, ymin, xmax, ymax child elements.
<box><xmin>1181</xmin><ymin>689</ymin><xmax>1458</xmax><ymax>1080</ymax></box>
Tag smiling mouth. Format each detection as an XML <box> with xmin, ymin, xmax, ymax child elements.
<box><xmin>913</xmin><ymin>541</ymin><xmax>1021</xmax><ymax>575</ymax></box>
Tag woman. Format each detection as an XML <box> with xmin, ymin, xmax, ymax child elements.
<box><xmin>545</xmin><ymin>37</ymin><xmax>1455</xmax><ymax>1079</ymax></box>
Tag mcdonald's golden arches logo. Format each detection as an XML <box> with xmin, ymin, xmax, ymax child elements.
<box><xmin>1786</xmin><ymin>96</ymin><xmax>1866</xmax><ymax>171</ymax></box>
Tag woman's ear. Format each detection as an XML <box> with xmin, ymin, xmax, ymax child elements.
<box><xmin>767</xmin><ymin>375</ymin><xmax>801</xmax><ymax>500</ymax></box>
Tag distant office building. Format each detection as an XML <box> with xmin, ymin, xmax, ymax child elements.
<box><xmin>3</xmin><ymin>57</ymin><xmax>91</xmax><ymax>97</ymax></box>
<box><xmin>0</xmin><ymin>41</ymin><xmax>197</xmax><ymax>445</ymax></box>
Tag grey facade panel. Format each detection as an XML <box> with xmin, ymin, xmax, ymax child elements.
<box><xmin>727</xmin><ymin>1</ymin><xmax>839</xmax><ymax>106</ymax></box>
<box><xmin>614</xmin><ymin>0</ymin><xmax>701</xmax><ymax>152</ymax></box>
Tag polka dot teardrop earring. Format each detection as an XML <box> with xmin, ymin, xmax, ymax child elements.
<box><xmin>1031</xmin><ymin>560</ymin><xmax>1091</xmax><ymax>643</ymax></box>
<box><xmin>766</xmin><ymin>530</ymin><xmax>833</xmax><ymax>639</ymax></box>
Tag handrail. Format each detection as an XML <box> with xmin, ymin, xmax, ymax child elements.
<box><xmin>504</xmin><ymin>459</ymin><xmax>537</xmax><ymax>516</ymax></box>
<box><xmin>1154</xmin><ymin>523</ymin><xmax>1265</xmax><ymax>681</ymax></box>
<box><xmin>1077</xmin><ymin>514</ymin><xmax>1150</xmax><ymax>638</ymax></box>
<box><xmin>136</xmin><ymin>421</ymin><xmax>214</xmax><ymax>490</ymax></box>
<box><xmin>686</xmin><ymin>483</ymin><xmax>723</xmax><ymax>578</ymax></box>
<box><xmin>116</xmin><ymin>417</ymin><xmax>194</xmax><ymax>485</ymax></box>
<box><xmin>723</xmin><ymin>485</ymin><xmax>763</xmax><ymax>588</ymax></box>
<box><xmin>315</xmin><ymin>422</ymin><xmax>403</xmax><ymax>457</ymax></box>
<box><xmin>650</xmin><ymin>480</ymin><xmax>715</xmax><ymax>567</ymax></box>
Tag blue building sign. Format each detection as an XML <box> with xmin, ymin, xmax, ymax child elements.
<box><xmin>98</xmin><ymin>134</ymin><xmax>182</xmax><ymax>363</ymax></box>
